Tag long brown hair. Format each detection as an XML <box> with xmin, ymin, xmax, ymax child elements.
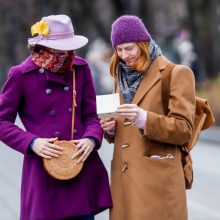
<box><xmin>110</xmin><ymin>41</ymin><xmax>150</xmax><ymax>79</ymax></box>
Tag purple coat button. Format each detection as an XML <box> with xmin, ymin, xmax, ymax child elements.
<box><xmin>46</xmin><ymin>89</ymin><xmax>52</xmax><ymax>95</ymax></box>
<box><xmin>64</xmin><ymin>86</ymin><xmax>69</xmax><ymax>92</ymax></box>
<box><xmin>39</xmin><ymin>68</ymin><xmax>45</xmax><ymax>73</ymax></box>
<box><xmin>68</xmin><ymin>107</ymin><xmax>72</xmax><ymax>113</ymax></box>
<box><xmin>50</xmin><ymin>110</ymin><xmax>56</xmax><ymax>117</ymax></box>
<box><xmin>54</xmin><ymin>131</ymin><xmax>61</xmax><ymax>137</ymax></box>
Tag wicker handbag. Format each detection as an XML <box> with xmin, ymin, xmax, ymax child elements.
<box><xmin>43</xmin><ymin>68</ymin><xmax>83</xmax><ymax>180</ymax></box>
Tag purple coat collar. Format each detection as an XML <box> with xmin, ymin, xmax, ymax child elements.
<box><xmin>20</xmin><ymin>55</ymin><xmax>88</xmax><ymax>85</ymax></box>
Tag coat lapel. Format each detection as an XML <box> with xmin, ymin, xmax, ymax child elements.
<box><xmin>132</xmin><ymin>55</ymin><xmax>167</xmax><ymax>105</ymax></box>
<box><xmin>115</xmin><ymin>55</ymin><xmax>168</xmax><ymax>105</ymax></box>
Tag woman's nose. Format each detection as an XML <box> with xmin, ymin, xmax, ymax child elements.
<box><xmin>121</xmin><ymin>51</ymin><xmax>128</xmax><ymax>60</ymax></box>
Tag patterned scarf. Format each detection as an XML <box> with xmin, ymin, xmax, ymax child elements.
<box><xmin>118</xmin><ymin>39</ymin><xmax>162</xmax><ymax>103</ymax></box>
<box><xmin>32</xmin><ymin>47</ymin><xmax>74</xmax><ymax>74</ymax></box>
<box><xmin>118</xmin><ymin>62</ymin><xmax>144</xmax><ymax>103</ymax></box>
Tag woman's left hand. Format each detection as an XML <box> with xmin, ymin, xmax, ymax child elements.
<box><xmin>116</xmin><ymin>104</ymin><xmax>147</xmax><ymax>129</ymax></box>
<box><xmin>71</xmin><ymin>138</ymin><xmax>94</xmax><ymax>163</ymax></box>
<box><xmin>116</xmin><ymin>104</ymin><xmax>141</xmax><ymax>122</ymax></box>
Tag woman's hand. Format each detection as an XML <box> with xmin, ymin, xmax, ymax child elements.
<box><xmin>116</xmin><ymin>104</ymin><xmax>141</xmax><ymax>121</ymax></box>
<box><xmin>31</xmin><ymin>137</ymin><xmax>63</xmax><ymax>159</ymax></box>
<box><xmin>71</xmin><ymin>138</ymin><xmax>94</xmax><ymax>163</ymax></box>
<box><xmin>100</xmin><ymin>117</ymin><xmax>116</xmax><ymax>133</ymax></box>
<box><xmin>116</xmin><ymin>104</ymin><xmax>147</xmax><ymax>129</ymax></box>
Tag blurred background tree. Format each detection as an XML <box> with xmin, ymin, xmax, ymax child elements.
<box><xmin>0</xmin><ymin>0</ymin><xmax>220</xmax><ymax>122</ymax></box>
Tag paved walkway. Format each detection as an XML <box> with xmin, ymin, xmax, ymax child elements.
<box><xmin>0</xmin><ymin>120</ymin><xmax>219</xmax><ymax>219</ymax></box>
<box><xmin>199</xmin><ymin>125</ymin><xmax>220</xmax><ymax>143</ymax></box>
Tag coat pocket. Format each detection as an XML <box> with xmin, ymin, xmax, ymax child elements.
<box><xmin>146</xmin><ymin>153</ymin><xmax>174</xmax><ymax>160</ymax></box>
<box><xmin>134</xmin><ymin>152</ymin><xmax>181</xmax><ymax>194</ymax></box>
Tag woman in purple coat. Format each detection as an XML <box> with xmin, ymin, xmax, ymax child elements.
<box><xmin>0</xmin><ymin>15</ymin><xmax>112</xmax><ymax>220</ymax></box>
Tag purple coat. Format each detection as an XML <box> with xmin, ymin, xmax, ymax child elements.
<box><xmin>0</xmin><ymin>56</ymin><xmax>112</xmax><ymax>220</ymax></box>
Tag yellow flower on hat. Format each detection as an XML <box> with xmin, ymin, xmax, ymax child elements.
<box><xmin>31</xmin><ymin>20</ymin><xmax>49</xmax><ymax>36</ymax></box>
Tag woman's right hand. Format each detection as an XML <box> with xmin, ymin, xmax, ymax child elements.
<box><xmin>31</xmin><ymin>137</ymin><xmax>63</xmax><ymax>159</ymax></box>
<box><xmin>100</xmin><ymin>117</ymin><xmax>116</xmax><ymax>134</ymax></box>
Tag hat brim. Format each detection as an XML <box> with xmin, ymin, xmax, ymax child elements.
<box><xmin>28</xmin><ymin>35</ymin><xmax>88</xmax><ymax>51</ymax></box>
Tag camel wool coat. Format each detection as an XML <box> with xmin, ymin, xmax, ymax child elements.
<box><xmin>107</xmin><ymin>55</ymin><xmax>196</xmax><ymax>220</ymax></box>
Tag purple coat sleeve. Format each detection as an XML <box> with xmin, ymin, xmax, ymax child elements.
<box><xmin>0</xmin><ymin>66</ymin><xmax>38</xmax><ymax>154</ymax></box>
<box><xmin>81</xmin><ymin>64</ymin><xmax>103</xmax><ymax>149</ymax></box>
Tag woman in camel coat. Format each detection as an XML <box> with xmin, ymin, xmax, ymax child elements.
<box><xmin>100</xmin><ymin>15</ymin><xmax>196</xmax><ymax>220</ymax></box>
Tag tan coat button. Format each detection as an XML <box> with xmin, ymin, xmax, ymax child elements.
<box><xmin>124</xmin><ymin>121</ymin><xmax>132</xmax><ymax>126</ymax></box>
<box><xmin>121</xmin><ymin>144</ymin><xmax>129</xmax><ymax>148</ymax></box>
<box><xmin>122</xmin><ymin>163</ymin><xmax>128</xmax><ymax>172</ymax></box>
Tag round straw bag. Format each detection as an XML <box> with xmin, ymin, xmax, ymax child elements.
<box><xmin>43</xmin><ymin>140</ymin><xmax>83</xmax><ymax>180</ymax></box>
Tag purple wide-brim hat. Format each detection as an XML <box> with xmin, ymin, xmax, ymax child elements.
<box><xmin>28</xmin><ymin>15</ymin><xmax>88</xmax><ymax>51</ymax></box>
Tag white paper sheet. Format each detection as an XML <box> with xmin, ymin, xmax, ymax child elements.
<box><xmin>96</xmin><ymin>93</ymin><xmax>120</xmax><ymax>118</ymax></box>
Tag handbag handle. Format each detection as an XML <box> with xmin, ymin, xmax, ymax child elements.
<box><xmin>71</xmin><ymin>68</ymin><xmax>77</xmax><ymax>140</ymax></box>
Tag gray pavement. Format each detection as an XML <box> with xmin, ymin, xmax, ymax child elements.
<box><xmin>0</xmin><ymin>120</ymin><xmax>220</xmax><ymax>220</ymax></box>
<box><xmin>199</xmin><ymin>125</ymin><xmax>220</xmax><ymax>144</ymax></box>
<box><xmin>186</xmin><ymin>139</ymin><xmax>220</xmax><ymax>220</ymax></box>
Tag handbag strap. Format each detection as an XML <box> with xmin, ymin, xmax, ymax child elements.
<box><xmin>161</xmin><ymin>62</ymin><xmax>176</xmax><ymax>115</ymax></box>
<box><xmin>71</xmin><ymin>68</ymin><xmax>77</xmax><ymax>140</ymax></box>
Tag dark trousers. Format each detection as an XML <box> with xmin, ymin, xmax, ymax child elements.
<box><xmin>62</xmin><ymin>215</ymin><xmax>94</xmax><ymax>220</ymax></box>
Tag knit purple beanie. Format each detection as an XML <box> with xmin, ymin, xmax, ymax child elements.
<box><xmin>111</xmin><ymin>15</ymin><xmax>151</xmax><ymax>47</ymax></box>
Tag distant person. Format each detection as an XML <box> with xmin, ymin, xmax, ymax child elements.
<box><xmin>86</xmin><ymin>38</ymin><xmax>113</xmax><ymax>95</ymax></box>
<box><xmin>175</xmin><ymin>29</ymin><xmax>201</xmax><ymax>81</ymax></box>
<box><xmin>0</xmin><ymin>15</ymin><xmax>112</xmax><ymax>220</ymax></box>
<box><xmin>100</xmin><ymin>15</ymin><xmax>196</xmax><ymax>220</ymax></box>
